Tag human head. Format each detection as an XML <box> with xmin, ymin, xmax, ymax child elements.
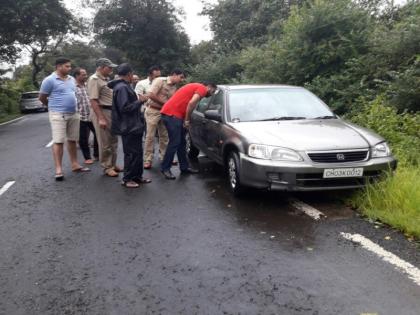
<box><xmin>116</xmin><ymin>63</ymin><xmax>134</xmax><ymax>82</ymax></box>
<box><xmin>96</xmin><ymin>58</ymin><xmax>117</xmax><ymax>77</ymax></box>
<box><xmin>169</xmin><ymin>69</ymin><xmax>186</xmax><ymax>85</ymax></box>
<box><xmin>55</xmin><ymin>57</ymin><xmax>72</xmax><ymax>76</ymax></box>
<box><xmin>132</xmin><ymin>74</ymin><xmax>140</xmax><ymax>85</ymax></box>
<box><xmin>147</xmin><ymin>65</ymin><xmax>161</xmax><ymax>79</ymax></box>
<box><xmin>202</xmin><ymin>81</ymin><xmax>218</xmax><ymax>97</ymax></box>
<box><xmin>73</xmin><ymin>67</ymin><xmax>87</xmax><ymax>83</ymax></box>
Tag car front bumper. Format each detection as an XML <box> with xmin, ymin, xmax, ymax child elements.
<box><xmin>238</xmin><ymin>153</ymin><xmax>397</xmax><ymax>191</ymax></box>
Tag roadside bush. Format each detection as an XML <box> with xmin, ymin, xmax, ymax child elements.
<box><xmin>349</xmin><ymin>96</ymin><xmax>420</xmax><ymax>166</ymax></box>
<box><xmin>0</xmin><ymin>81</ymin><xmax>21</xmax><ymax>122</ymax></box>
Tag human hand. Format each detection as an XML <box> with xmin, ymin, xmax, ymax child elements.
<box><xmin>139</xmin><ymin>94</ymin><xmax>148</xmax><ymax>103</ymax></box>
<box><xmin>183</xmin><ymin>120</ymin><xmax>190</xmax><ymax>129</ymax></box>
<box><xmin>99</xmin><ymin>118</ymin><xmax>108</xmax><ymax>129</ymax></box>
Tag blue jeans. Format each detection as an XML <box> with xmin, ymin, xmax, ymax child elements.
<box><xmin>161</xmin><ymin>114</ymin><xmax>189</xmax><ymax>172</ymax></box>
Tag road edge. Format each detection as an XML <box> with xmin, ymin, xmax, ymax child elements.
<box><xmin>0</xmin><ymin>115</ymin><xmax>24</xmax><ymax>126</ymax></box>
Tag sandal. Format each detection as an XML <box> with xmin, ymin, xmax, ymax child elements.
<box><xmin>134</xmin><ymin>177</ymin><xmax>152</xmax><ymax>184</ymax></box>
<box><xmin>55</xmin><ymin>173</ymin><xmax>64</xmax><ymax>181</ymax></box>
<box><xmin>84</xmin><ymin>159</ymin><xmax>94</xmax><ymax>165</ymax></box>
<box><xmin>113</xmin><ymin>165</ymin><xmax>123</xmax><ymax>172</ymax></box>
<box><xmin>144</xmin><ymin>162</ymin><xmax>152</xmax><ymax>169</ymax></box>
<box><xmin>105</xmin><ymin>169</ymin><xmax>119</xmax><ymax>177</ymax></box>
<box><xmin>121</xmin><ymin>180</ymin><xmax>140</xmax><ymax>188</ymax></box>
<box><xmin>72</xmin><ymin>166</ymin><xmax>91</xmax><ymax>172</ymax></box>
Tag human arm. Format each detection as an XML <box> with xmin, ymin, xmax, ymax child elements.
<box><xmin>87</xmin><ymin>78</ymin><xmax>108</xmax><ymax>129</ymax></box>
<box><xmin>39</xmin><ymin>93</ymin><xmax>48</xmax><ymax>106</ymax></box>
<box><xmin>146</xmin><ymin>79</ymin><xmax>165</xmax><ymax>108</ymax></box>
<box><xmin>184</xmin><ymin>93</ymin><xmax>202</xmax><ymax>128</ymax></box>
<box><xmin>117</xmin><ymin>86</ymin><xmax>143</xmax><ymax>113</ymax></box>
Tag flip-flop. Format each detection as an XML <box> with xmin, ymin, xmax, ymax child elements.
<box><xmin>55</xmin><ymin>174</ymin><xmax>64</xmax><ymax>181</ymax></box>
<box><xmin>72</xmin><ymin>167</ymin><xmax>91</xmax><ymax>173</ymax></box>
<box><xmin>121</xmin><ymin>181</ymin><xmax>140</xmax><ymax>188</ymax></box>
<box><xmin>135</xmin><ymin>177</ymin><xmax>152</xmax><ymax>184</ymax></box>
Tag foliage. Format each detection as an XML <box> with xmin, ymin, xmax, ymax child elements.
<box><xmin>203</xmin><ymin>0</ymin><xmax>305</xmax><ymax>52</ymax></box>
<box><xmin>93</xmin><ymin>0</ymin><xmax>191</xmax><ymax>72</ymax></box>
<box><xmin>0</xmin><ymin>80</ymin><xmax>22</xmax><ymax>122</ymax></box>
<box><xmin>349</xmin><ymin>96</ymin><xmax>420</xmax><ymax>166</ymax></box>
<box><xmin>351</xmin><ymin>166</ymin><xmax>420</xmax><ymax>238</ymax></box>
<box><xmin>0</xmin><ymin>0</ymin><xmax>81</xmax><ymax>87</ymax></box>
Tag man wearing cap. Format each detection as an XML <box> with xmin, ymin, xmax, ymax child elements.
<box><xmin>87</xmin><ymin>58</ymin><xmax>121</xmax><ymax>177</ymax></box>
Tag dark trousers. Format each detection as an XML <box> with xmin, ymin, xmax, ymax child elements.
<box><xmin>161</xmin><ymin>114</ymin><xmax>189</xmax><ymax>172</ymax></box>
<box><xmin>79</xmin><ymin>121</ymin><xmax>99</xmax><ymax>160</ymax></box>
<box><xmin>121</xmin><ymin>132</ymin><xmax>144</xmax><ymax>182</ymax></box>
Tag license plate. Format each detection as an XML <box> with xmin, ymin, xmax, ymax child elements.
<box><xmin>323</xmin><ymin>168</ymin><xmax>363</xmax><ymax>178</ymax></box>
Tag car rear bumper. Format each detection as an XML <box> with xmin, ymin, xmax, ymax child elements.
<box><xmin>238</xmin><ymin>153</ymin><xmax>397</xmax><ymax>191</ymax></box>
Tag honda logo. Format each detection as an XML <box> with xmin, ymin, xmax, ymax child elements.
<box><xmin>336</xmin><ymin>154</ymin><xmax>345</xmax><ymax>160</ymax></box>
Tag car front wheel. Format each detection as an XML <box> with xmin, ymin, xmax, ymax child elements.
<box><xmin>227</xmin><ymin>151</ymin><xmax>245</xmax><ymax>196</ymax></box>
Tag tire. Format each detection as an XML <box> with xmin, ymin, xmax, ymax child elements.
<box><xmin>186</xmin><ymin>132</ymin><xmax>199</xmax><ymax>160</ymax></box>
<box><xmin>227</xmin><ymin>151</ymin><xmax>245</xmax><ymax>196</ymax></box>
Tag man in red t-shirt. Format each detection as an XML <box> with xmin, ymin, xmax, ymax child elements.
<box><xmin>160</xmin><ymin>82</ymin><xmax>217</xmax><ymax>179</ymax></box>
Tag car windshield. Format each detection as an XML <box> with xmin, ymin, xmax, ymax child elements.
<box><xmin>21</xmin><ymin>93</ymin><xmax>39</xmax><ymax>99</ymax></box>
<box><xmin>228</xmin><ymin>88</ymin><xmax>334</xmax><ymax>122</ymax></box>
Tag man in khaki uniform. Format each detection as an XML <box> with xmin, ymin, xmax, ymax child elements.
<box><xmin>143</xmin><ymin>69</ymin><xmax>186</xmax><ymax>169</ymax></box>
<box><xmin>87</xmin><ymin>58</ymin><xmax>120</xmax><ymax>177</ymax></box>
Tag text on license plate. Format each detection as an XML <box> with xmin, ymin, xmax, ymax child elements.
<box><xmin>323</xmin><ymin>168</ymin><xmax>363</xmax><ymax>178</ymax></box>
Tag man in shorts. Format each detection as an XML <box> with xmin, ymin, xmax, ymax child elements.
<box><xmin>39</xmin><ymin>57</ymin><xmax>90</xmax><ymax>181</ymax></box>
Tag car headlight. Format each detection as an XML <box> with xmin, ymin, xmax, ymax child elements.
<box><xmin>248</xmin><ymin>144</ymin><xmax>303</xmax><ymax>161</ymax></box>
<box><xmin>372</xmin><ymin>142</ymin><xmax>391</xmax><ymax>158</ymax></box>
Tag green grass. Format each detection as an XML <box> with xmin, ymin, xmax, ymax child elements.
<box><xmin>351</xmin><ymin>166</ymin><xmax>420</xmax><ymax>238</ymax></box>
<box><xmin>0</xmin><ymin>113</ymin><xmax>23</xmax><ymax>124</ymax></box>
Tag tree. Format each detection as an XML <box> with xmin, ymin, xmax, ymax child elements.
<box><xmin>1</xmin><ymin>0</ymin><xmax>80</xmax><ymax>87</ymax></box>
<box><xmin>202</xmin><ymin>0</ymin><xmax>305</xmax><ymax>52</ymax></box>
<box><xmin>93</xmin><ymin>0</ymin><xmax>191</xmax><ymax>72</ymax></box>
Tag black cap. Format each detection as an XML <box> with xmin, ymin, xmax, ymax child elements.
<box><xmin>116</xmin><ymin>63</ymin><xmax>133</xmax><ymax>76</ymax></box>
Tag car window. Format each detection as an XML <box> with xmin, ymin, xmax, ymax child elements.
<box><xmin>21</xmin><ymin>93</ymin><xmax>39</xmax><ymax>99</ymax></box>
<box><xmin>195</xmin><ymin>97</ymin><xmax>211</xmax><ymax>113</ymax></box>
<box><xmin>208</xmin><ymin>89</ymin><xmax>224</xmax><ymax>113</ymax></box>
<box><xmin>228</xmin><ymin>88</ymin><xmax>333</xmax><ymax>122</ymax></box>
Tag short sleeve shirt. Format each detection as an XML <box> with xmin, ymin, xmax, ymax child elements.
<box><xmin>148</xmin><ymin>77</ymin><xmax>177</xmax><ymax>109</ymax></box>
<box><xmin>87</xmin><ymin>72</ymin><xmax>113</xmax><ymax>106</ymax></box>
<box><xmin>39</xmin><ymin>73</ymin><xmax>77</xmax><ymax>113</ymax></box>
<box><xmin>135</xmin><ymin>78</ymin><xmax>153</xmax><ymax>95</ymax></box>
<box><xmin>161</xmin><ymin>83</ymin><xmax>208</xmax><ymax>119</ymax></box>
<box><xmin>75</xmin><ymin>84</ymin><xmax>91</xmax><ymax>121</ymax></box>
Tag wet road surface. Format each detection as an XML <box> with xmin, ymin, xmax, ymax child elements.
<box><xmin>0</xmin><ymin>113</ymin><xmax>419</xmax><ymax>314</ymax></box>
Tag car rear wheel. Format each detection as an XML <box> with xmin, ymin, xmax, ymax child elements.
<box><xmin>186</xmin><ymin>132</ymin><xmax>199</xmax><ymax>160</ymax></box>
<box><xmin>227</xmin><ymin>151</ymin><xmax>245</xmax><ymax>196</ymax></box>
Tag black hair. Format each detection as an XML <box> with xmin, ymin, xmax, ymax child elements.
<box><xmin>148</xmin><ymin>65</ymin><xmax>161</xmax><ymax>75</ymax></box>
<box><xmin>202</xmin><ymin>81</ymin><xmax>217</xmax><ymax>89</ymax></box>
<box><xmin>170</xmin><ymin>68</ymin><xmax>186</xmax><ymax>77</ymax></box>
<box><xmin>117</xmin><ymin>63</ymin><xmax>133</xmax><ymax>76</ymax></box>
<box><xmin>55</xmin><ymin>57</ymin><xmax>71</xmax><ymax>66</ymax></box>
<box><xmin>72</xmin><ymin>67</ymin><xmax>85</xmax><ymax>78</ymax></box>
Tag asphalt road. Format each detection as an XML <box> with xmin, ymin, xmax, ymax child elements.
<box><xmin>0</xmin><ymin>113</ymin><xmax>419</xmax><ymax>315</ymax></box>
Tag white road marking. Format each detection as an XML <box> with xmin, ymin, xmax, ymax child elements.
<box><xmin>341</xmin><ymin>232</ymin><xmax>420</xmax><ymax>287</ymax></box>
<box><xmin>45</xmin><ymin>140</ymin><xmax>54</xmax><ymax>148</ymax></box>
<box><xmin>0</xmin><ymin>181</ymin><xmax>15</xmax><ymax>197</ymax></box>
<box><xmin>0</xmin><ymin>116</ymin><xmax>25</xmax><ymax>126</ymax></box>
<box><xmin>290</xmin><ymin>199</ymin><xmax>326</xmax><ymax>220</ymax></box>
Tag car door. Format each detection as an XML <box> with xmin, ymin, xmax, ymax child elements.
<box><xmin>190</xmin><ymin>96</ymin><xmax>212</xmax><ymax>151</ymax></box>
<box><xmin>204</xmin><ymin>89</ymin><xmax>225</xmax><ymax>163</ymax></box>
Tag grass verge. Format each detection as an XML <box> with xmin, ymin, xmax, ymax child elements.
<box><xmin>350</xmin><ymin>166</ymin><xmax>420</xmax><ymax>238</ymax></box>
<box><xmin>0</xmin><ymin>113</ymin><xmax>23</xmax><ymax>124</ymax></box>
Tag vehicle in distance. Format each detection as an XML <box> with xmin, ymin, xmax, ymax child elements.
<box><xmin>187</xmin><ymin>85</ymin><xmax>397</xmax><ymax>195</ymax></box>
<box><xmin>20</xmin><ymin>91</ymin><xmax>47</xmax><ymax>113</ymax></box>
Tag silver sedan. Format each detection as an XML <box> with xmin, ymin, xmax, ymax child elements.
<box><xmin>187</xmin><ymin>85</ymin><xmax>397</xmax><ymax>195</ymax></box>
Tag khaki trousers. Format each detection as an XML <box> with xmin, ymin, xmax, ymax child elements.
<box><xmin>144</xmin><ymin>106</ymin><xmax>168</xmax><ymax>163</ymax></box>
<box><xmin>91</xmin><ymin>109</ymin><xmax>118</xmax><ymax>170</ymax></box>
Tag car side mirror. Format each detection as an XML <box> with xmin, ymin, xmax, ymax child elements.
<box><xmin>204</xmin><ymin>109</ymin><xmax>222</xmax><ymax>122</ymax></box>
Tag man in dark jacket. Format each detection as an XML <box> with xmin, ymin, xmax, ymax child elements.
<box><xmin>108</xmin><ymin>63</ymin><xmax>151</xmax><ymax>188</ymax></box>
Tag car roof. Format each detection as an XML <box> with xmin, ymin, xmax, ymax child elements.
<box><xmin>218</xmin><ymin>84</ymin><xmax>303</xmax><ymax>91</ymax></box>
